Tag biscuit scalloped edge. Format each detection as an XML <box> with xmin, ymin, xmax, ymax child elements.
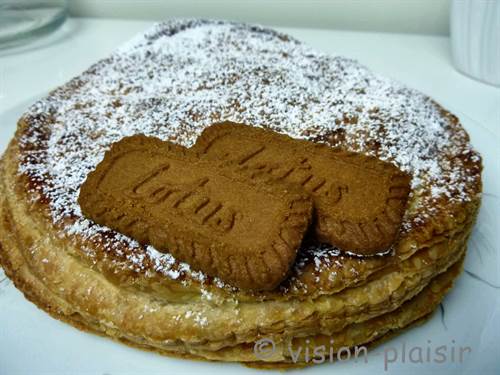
<box><xmin>193</xmin><ymin>122</ymin><xmax>412</xmax><ymax>255</ymax></box>
<box><xmin>78</xmin><ymin>135</ymin><xmax>314</xmax><ymax>291</ymax></box>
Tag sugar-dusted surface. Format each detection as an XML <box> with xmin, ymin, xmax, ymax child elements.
<box><xmin>16</xmin><ymin>19</ymin><xmax>481</xmax><ymax>293</ymax></box>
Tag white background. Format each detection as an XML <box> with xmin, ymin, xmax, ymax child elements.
<box><xmin>67</xmin><ymin>0</ymin><xmax>451</xmax><ymax>35</ymax></box>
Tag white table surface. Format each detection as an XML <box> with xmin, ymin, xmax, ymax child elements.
<box><xmin>0</xmin><ymin>18</ymin><xmax>499</xmax><ymax>375</ymax></box>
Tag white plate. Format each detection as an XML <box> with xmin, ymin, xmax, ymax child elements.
<box><xmin>0</xmin><ymin>19</ymin><xmax>499</xmax><ymax>375</ymax></box>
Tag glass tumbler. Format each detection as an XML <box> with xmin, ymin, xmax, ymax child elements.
<box><xmin>0</xmin><ymin>0</ymin><xmax>67</xmax><ymax>48</ymax></box>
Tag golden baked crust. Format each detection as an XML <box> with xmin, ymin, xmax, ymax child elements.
<box><xmin>0</xmin><ymin>19</ymin><xmax>482</xmax><ymax>367</ymax></box>
<box><xmin>193</xmin><ymin>121</ymin><xmax>412</xmax><ymax>255</ymax></box>
<box><xmin>79</xmin><ymin>134</ymin><xmax>313</xmax><ymax>290</ymax></box>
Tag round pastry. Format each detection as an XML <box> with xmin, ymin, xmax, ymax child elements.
<box><xmin>0</xmin><ymin>19</ymin><xmax>482</xmax><ymax>367</ymax></box>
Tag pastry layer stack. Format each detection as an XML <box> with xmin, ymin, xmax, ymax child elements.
<box><xmin>0</xmin><ymin>19</ymin><xmax>482</xmax><ymax>367</ymax></box>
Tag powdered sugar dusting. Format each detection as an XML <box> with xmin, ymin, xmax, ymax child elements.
<box><xmin>16</xmin><ymin>20</ymin><xmax>481</xmax><ymax>290</ymax></box>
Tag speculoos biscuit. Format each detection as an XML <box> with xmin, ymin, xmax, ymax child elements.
<box><xmin>192</xmin><ymin>122</ymin><xmax>412</xmax><ymax>255</ymax></box>
<box><xmin>78</xmin><ymin>135</ymin><xmax>313</xmax><ymax>291</ymax></box>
